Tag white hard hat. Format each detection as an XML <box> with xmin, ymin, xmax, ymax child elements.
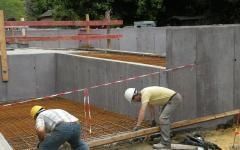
<box><xmin>124</xmin><ymin>88</ymin><xmax>137</xmax><ymax>103</ymax></box>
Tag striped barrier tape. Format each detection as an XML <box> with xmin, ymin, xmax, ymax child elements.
<box><xmin>84</xmin><ymin>89</ymin><xmax>92</xmax><ymax>134</ymax></box>
<box><xmin>1</xmin><ymin>63</ymin><xmax>195</xmax><ymax>107</ymax></box>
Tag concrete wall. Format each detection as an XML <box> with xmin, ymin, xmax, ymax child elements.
<box><xmin>7</xmin><ymin>28</ymin><xmax>167</xmax><ymax>56</ymax></box>
<box><xmin>0</xmin><ymin>53</ymin><xmax>56</xmax><ymax>103</ymax></box>
<box><xmin>167</xmin><ymin>25</ymin><xmax>240</xmax><ymax>122</ymax></box>
<box><xmin>90</xmin><ymin>28</ymin><xmax>166</xmax><ymax>56</ymax></box>
<box><xmin>166</xmin><ymin>27</ymin><xmax>197</xmax><ymax>121</ymax></box>
<box><xmin>234</xmin><ymin>26</ymin><xmax>240</xmax><ymax>109</ymax></box>
<box><xmin>2</xmin><ymin>24</ymin><xmax>240</xmax><ymax>123</ymax></box>
<box><xmin>56</xmin><ymin>54</ymin><xmax>166</xmax><ymax>117</ymax></box>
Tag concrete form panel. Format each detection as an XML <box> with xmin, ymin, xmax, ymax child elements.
<box><xmin>196</xmin><ymin>26</ymin><xmax>234</xmax><ymax>115</ymax></box>
<box><xmin>87</xmin><ymin>29</ymin><xmax>107</xmax><ymax>49</ymax></box>
<box><xmin>0</xmin><ymin>54</ymin><xmax>56</xmax><ymax>103</ymax></box>
<box><xmin>118</xmin><ymin>28</ymin><xmax>138</xmax><ymax>52</ymax></box>
<box><xmin>55</xmin><ymin>54</ymin><xmax>76</xmax><ymax>100</ymax></box>
<box><xmin>59</xmin><ymin>29</ymin><xmax>79</xmax><ymax>48</ymax></box>
<box><xmin>154</xmin><ymin>29</ymin><xmax>167</xmax><ymax>56</ymax></box>
<box><xmin>28</xmin><ymin>29</ymin><xmax>60</xmax><ymax>48</ymax></box>
<box><xmin>35</xmin><ymin>54</ymin><xmax>56</xmax><ymax>97</ymax></box>
<box><xmin>234</xmin><ymin>26</ymin><xmax>240</xmax><ymax>108</ymax></box>
<box><xmin>7</xmin><ymin>55</ymin><xmax>37</xmax><ymax>101</ymax></box>
<box><xmin>27</xmin><ymin>29</ymin><xmax>43</xmax><ymax>48</ymax></box>
<box><xmin>137</xmin><ymin>28</ymin><xmax>155</xmax><ymax>53</ymax></box>
<box><xmin>166</xmin><ymin>27</ymin><xmax>197</xmax><ymax>121</ymax></box>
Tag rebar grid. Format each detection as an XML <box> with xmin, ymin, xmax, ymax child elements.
<box><xmin>0</xmin><ymin>98</ymin><xmax>149</xmax><ymax>150</ymax></box>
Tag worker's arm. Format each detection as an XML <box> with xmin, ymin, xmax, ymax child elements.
<box><xmin>35</xmin><ymin>118</ymin><xmax>46</xmax><ymax>142</ymax></box>
<box><xmin>36</xmin><ymin>127</ymin><xmax>46</xmax><ymax>142</ymax></box>
<box><xmin>136</xmin><ymin>103</ymin><xmax>148</xmax><ymax>127</ymax></box>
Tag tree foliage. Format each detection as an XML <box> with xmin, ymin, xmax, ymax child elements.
<box><xmin>25</xmin><ymin>0</ymin><xmax>53</xmax><ymax>20</ymax></box>
<box><xmin>25</xmin><ymin>0</ymin><xmax>240</xmax><ymax>25</ymax></box>
<box><xmin>0</xmin><ymin>0</ymin><xmax>25</xmax><ymax>20</ymax></box>
<box><xmin>25</xmin><ymin>0</ymin><xmax>163</xmax><ymax>24</ymax></box>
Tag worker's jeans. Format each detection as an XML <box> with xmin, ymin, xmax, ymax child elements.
<box><xmin>159</xmin><ymin>93</ymin><xmax>182</xmax><ymax>146</ymax></box>
<box><xmin>39</xmin><ymin>122</ymin><xmax>89</xmax><ymax>150</ymax></box>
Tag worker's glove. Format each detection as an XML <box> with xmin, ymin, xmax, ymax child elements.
<box><xmin>133</xmin><ymin>126</ymin><xmax>141</xmax><ymax>131</ymax></box>
<box><xmin>151</xmin><ymin>120</ymin><xmax>157</xmax><ymax>127</ymax></box>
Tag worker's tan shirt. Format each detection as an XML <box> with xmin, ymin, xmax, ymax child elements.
<box><xmin>141</xmin><ymin>86</ymin><xmax>176</xmax><ymax>105</ymax></box>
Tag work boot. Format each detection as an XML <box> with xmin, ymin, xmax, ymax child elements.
<box><xmin>153</xmin><ymin>142</ymin><xmax>171</xmax><ymax>149</ymax></box>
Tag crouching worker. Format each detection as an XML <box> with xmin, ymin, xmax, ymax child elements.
<box><xmin>124</xmin><ymin>86</ymin><xmax>182</xmax><ymax>149</ymax></box>
<box><xmin>30</xmin><ymin>105</ymin><xmax>89</xmax><ymax>150</ymax></box>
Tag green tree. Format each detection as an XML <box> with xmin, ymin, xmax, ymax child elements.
<box><xmin>136</xmin><ymin>0</ymin><xmax>163</xmax><ymax>21</ymax></box>
<box><xmin>24</xmin><ymin>0</ymin><xmax>163</xmax><ymax>24</ymax></box>
<box><xmin>112</xmin><ymin>0</ymin><xmax>138</xmax><ymax>25</ymax></box>
<box><xmin>53</xmin><ymin>0</ymin><xmax>113</xmax><ymax>20</ymax></box>
<box><xmin>25</xmin><ymin>0</ymin><xmax>53</xmax><ymax>20</ymax></box>
<box><xmin>0</xmin><ymin>0</ymin><xmax>25</xmax><ymax>20</ymax></box>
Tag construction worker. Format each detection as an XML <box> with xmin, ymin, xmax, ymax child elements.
<box><xmin>30</xmin><ymin>105</ymin><xmax>89</xmax><ymax>150</ymax></box>
<box><xmin>124</xmin><ymin>86</ymin><xmax>182</xmax><ymax>149</ymax></box>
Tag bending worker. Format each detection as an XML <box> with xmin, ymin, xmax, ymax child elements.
<box><xmin>124</xmin><ymin>86</ymin><xmax>182</xmax><ymax>149</ymax></box>
<box><xmin>30</xmin><ymin>105</ymin><xmax>89</xmax><ymax>150</ymax></box>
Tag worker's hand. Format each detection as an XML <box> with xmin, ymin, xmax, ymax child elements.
<box><xmin>133</xmin><ymin>126</ymin><xmax>141</xmax><ymax>131</ymax></box>
<box><xmin>151</xmin><ymin>120</ymin><xmax>157</xmax><ymax>127</ymax></box>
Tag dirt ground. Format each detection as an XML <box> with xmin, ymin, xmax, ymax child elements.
<box><xmin>74</xmin><ymin>51</ymin><xmax>166</xmax><ymax>67</ymax></box>
<box><xmin>204</xmin><ymin>127</ymin><xmax>240</xmax><ymax>150</ymax></box>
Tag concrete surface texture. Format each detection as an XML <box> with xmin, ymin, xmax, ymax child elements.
<box><xmin>166</xmin><ymin>25</ymin><xmax>240</xmax><ymax>122</ymax></box>
<box><xmin>0</xmin><ymin>53</ymin><xmax>56</xmax><ymax>102</ymax></box>
<box><xmin>56</xmin><ymin>53</ymin><xmax>164</xmax><ymax>117</ymax></box>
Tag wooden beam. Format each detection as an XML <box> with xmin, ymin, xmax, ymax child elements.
<box><xmin>6</xmin><ymin>34</ymin><xmax>123</xmax><ymax>42</ymax></box>
<box><xmin>0</xmin><ymin>10</ymin><xmax>9</xmax><ymax>82</ymax></box>
<box><xmin>85</xmin><ymin>14</ymin><xmax>90</xmax><ymax>33</ymax></box>
<box><xmin>85</xmin><ymin>14</ymin><xmax>90</xmax><ymax>46</ymax></box>
<box><xmin>105</xmin><ymin>10</ymin><xmax>111</xmax><ymax>49</ymax></box>
<box><xmin>172</xmin><ymin>109</ymin><xmax>240</xmax><ymax>128</ymax></box>
<box><xmin>5</xmin><ymin>20</ymin><xmax>123</xmax><ymax>27</ymax></box>
<box><xmin>88</xmin><ymin>109</ymin><xmax>240</xmax><ymax>147</ymax></box>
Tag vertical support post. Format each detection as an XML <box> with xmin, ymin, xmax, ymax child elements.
<box><xmin>85</xmin><ymin>14</ymin><xmax>90</xmax><ymax>47</ymax></box>
<box><xmin>0</xmin><ymin>10</ymin><xmax>9</xmax><ymax>82</ymax></box>
<box><xmin>105</xmin><ymin>10</ymin><xmax>111</xmax><ymax>49</ymax></box>
<box><xmin>21</xmin><ymin>18</ymin><xmax>26</xmax><ymax>36</ymax></box>
<box><xmin>21</xmin><ymin>18</ymin><xmax>26</xmax><ymax>45</ymax></box>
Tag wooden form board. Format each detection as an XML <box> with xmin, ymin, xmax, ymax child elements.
<box><xmin>105</xmin><ymin>10</ymin><xmax>111</xmax><ymax>49</ymax></box>
<box><xmin>5</xmin><ymin>20</ymin><xmax>123</xmax><ymax>27</ymax></box>
<box><xmin>0</xmin><ymin>10</ymin><xmax>8</xmax><ymax>81</ymax></box>
<box><xmin>6</xmin><ymin>34</ymin><xmax>122</xmax><ymax>43</ymax></box>
<box><xmin>88</xmin><ymin>109</ymin><xmax>240</xmax><ymax>147</ymax></box>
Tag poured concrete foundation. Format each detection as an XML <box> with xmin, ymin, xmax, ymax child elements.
<box><xmin>1</xmin><ymin>24</ymin><xmax>240</xmax><ymax>149</ymax></box>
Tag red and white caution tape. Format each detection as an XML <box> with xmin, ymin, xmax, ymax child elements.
<box><xmin>84</xmin><ymin>89</ymin><xmax>92</xmax><ymax>134</ymax></box>
<box><xmin>1</xmin><ymin>63</ymin><xmax>195</xmax><ymax>107</ymax></box>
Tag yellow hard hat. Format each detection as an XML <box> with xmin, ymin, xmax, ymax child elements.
<box><xmin>30</xmin><ymin>105</ymin><xmax>43</xmax><ymax>118</ymax></box>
